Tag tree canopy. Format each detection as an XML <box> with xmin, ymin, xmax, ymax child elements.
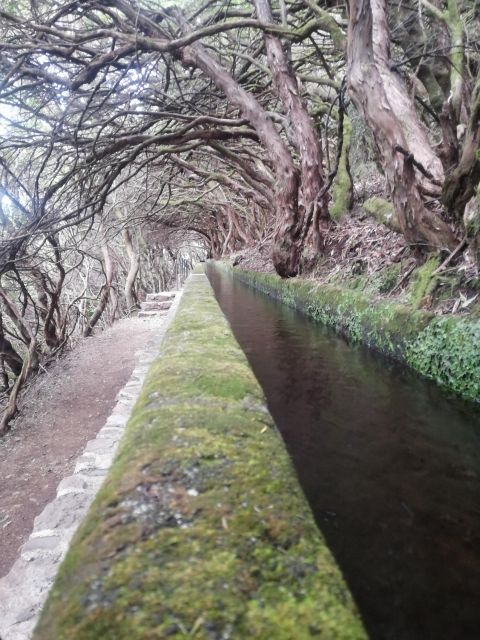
<box><xmin>0</xmin><ymin>0</ymin><xmax>479</xmax><ymax>429</ymax></box>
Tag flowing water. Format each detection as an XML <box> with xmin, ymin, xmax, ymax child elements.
<box><xmin>207</xmin><ymin>267</ymin><xmax>480</xmax><ymax>640</ymax></box>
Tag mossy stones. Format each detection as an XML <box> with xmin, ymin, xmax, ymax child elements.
<box><xmin>362</xmin><ymin>197</ymin><xmax>401</xmax><ymax>232</ymax></box>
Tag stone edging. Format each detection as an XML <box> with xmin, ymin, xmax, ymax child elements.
<box><xmin>0</xmin><ymin>290</ymin><xmax>184</xmax><ymax>640</ymax></box>
<box><xmin>32</xmin><ymin>270</ymin><xmax>366</xmax><ymax>640</ymax></box>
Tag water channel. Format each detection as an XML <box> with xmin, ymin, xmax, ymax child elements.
<box><xmin>207</xmin><ymin>267</ymin><xmax>480</xmax><ymax>640</ymax></box>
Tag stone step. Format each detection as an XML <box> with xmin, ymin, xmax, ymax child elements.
<box><xmin>140</xmin><ymin>300</ymin><xmax>171</xmax><ymax>312</ymax></box>
<box><xmin>146</xmin><ymin>291</ymin><xmax>177</xmax><ymax>302</ymax></box>
<box><xmin>138</xmin><ymin>310</ymin><xmax>168</xmax><ymax>318</ymax></box>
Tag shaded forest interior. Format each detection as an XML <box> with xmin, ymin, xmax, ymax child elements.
<box><xmin>0</xmin><ymin>0</ymin><xmax>479</xmax><ymax>431</ymax></box>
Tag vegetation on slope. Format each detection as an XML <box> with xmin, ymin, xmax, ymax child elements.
<box><xmin>224</xmin><ymin>265</ymin><xmax>480</xmax><ymax>403</ymax></box>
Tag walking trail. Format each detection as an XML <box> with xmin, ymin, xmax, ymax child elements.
<box><xmin>0</xmin><ymin>315</ymin><xmax>163</xmax><ymax>578</ymax></box>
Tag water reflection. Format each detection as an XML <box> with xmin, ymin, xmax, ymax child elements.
<box><xmin>208</xmin><ymin>267</ymin><xmax>480</xmax><ymax>640</ymax></box>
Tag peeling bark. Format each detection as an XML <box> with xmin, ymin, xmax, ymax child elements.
<box><xmin>347</xmin><ymin>0</ymin><xmax>457</xmax><ymax>250</ymax></box>
<box><xmin>254</xmin><ymin>0</ymin><xmax>329</xmax><ymax>254</ymax></box>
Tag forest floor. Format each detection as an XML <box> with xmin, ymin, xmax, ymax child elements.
<box><xmin>231</xmin><ymin>207</ymin><xmax>480</xmax><ymax>317</ymax></box>
<box><xmin>0</xmin><ymin>315</ymin><xmax>163</xmax><ymax>577</ymax></box>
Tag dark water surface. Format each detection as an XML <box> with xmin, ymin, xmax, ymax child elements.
<box><xmin>207</xmin><ymin>267</ymin><xmax>480</xmax><ymax>640</ymax></box>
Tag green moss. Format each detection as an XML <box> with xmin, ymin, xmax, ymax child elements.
<box><xmin>34</xmin><ymin>271</ymin><xmax>365</xmax><ymax>640</ymax></box>
<box><xmin>406</xmin><ymin>317</ymin><xmax>480</xmax><ymax>401</ymax></box>
<box><xmin>376</xmin><ymin>264</ymin><xmax>401</xmax><ymax>294</ymax></box>
<box><xmin>331</xmin><ymin>117</ymin><xmax>353</xmax><ymax>222</ymax></box>
<box><xmin>220</xmin><ymin>264</ymin><xmax>480</xmax><ymax>403</ymax></box>
<box><xmin>362</xmin><ymin>197</ymin><xmax>400</xmax><ymax>232</ymax></box>
<box><xmin>434</xmin><ymin>270</ymin><xmax>464</xmax><ymax>303</ymax></box>
<box><xmin>446</xmin><ymin>0</ymin><xmax>464</xmax><ymax>118</ymax></box>
<box><xmin>362</xmin><ymin>264</ymin><xmax>402</xmax><ymax>295</ymax></box>
<box><xmin>408</xmin><ymin>254</ymin><xmax>440</xmax><ymax>308</ymax></box>
<box><xmin>318</xmin><ymin>262</ymin><xmax>401</xmax><ymax>296</ymax></box>
<box><xmin>464</xmin><ymin>184</ymin><xmax>480</xmax><ymax>238</ymax></box>
<box><xmin>346</xmin><ymin>273</ymin><xmax>368</xmax><ymax>291</ymax></box>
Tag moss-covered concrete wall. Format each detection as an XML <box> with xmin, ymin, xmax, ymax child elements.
<box><xmin>223</xmin><ymin>266</ymin><xmax>480</xmax><ymax>404</ymax></box>
<box><xmin>34</xmin><ymin>270</ymin><xmax>366</xmax><ymax>640</ymax></box>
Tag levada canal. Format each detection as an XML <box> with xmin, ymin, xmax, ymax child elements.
<box><xmin>207</xmin><ymin>266</ymin><xmax>480</xmax><ymax>640</ymax></box>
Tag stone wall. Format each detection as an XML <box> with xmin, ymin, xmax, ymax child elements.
<box><xmin>33</xmin><ymin>270</ymin><xmax>365</xmax><ymax>640</ymax></box>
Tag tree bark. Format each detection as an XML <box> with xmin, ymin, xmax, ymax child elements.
<box><xmin>0</xmin><ymin>356</ymin><xmax>9</xmax><ymax>391</ymax></box>
<box><xmin>347</xmin><ymin>0</ymin><xmax>457</xmax><ymax>251</ymax></box>
<box><xmin>221</xmin><ymin>208</ymin><xmax>235</xmax><ymax>255</ymax></box>
<box><xmin>227</xmin><ymin>206</ymin><xmax>251</xmax><ymax>246</ymax></box>
<box><xmin>0</xmin><ymin>337</ymin><xmax>22</xmax><ymax>377</ymax></box>
<box><xmin>442</xmin><ymin>76</ymin><xmax>480</xmax><ymax>217</ymax></box>
<box><xmin>122</xmin><ymin>227</ymin><xmax>140</xmax><ymax>311</ymax></box>
<box><xmin>253</xmin><ymin>0</ymin><xmax>329</xmax><ymax>250</ymax></box>
<box><xmin>30</xmin><ymin>269</ymin><xmax>61</xmax><ymax>349</ymax></box>
<box><xmin>0</xmin><ymin>336</ymin><xmax>37</xmax><ymax>436</ymax></box>
<box><xmin>0</xmin><ymin>285</ymin><xmax>39</xmax><ymax>369</ymax></box>
<box><xmin>83</xmin><ymin>245</ymin><xmax>115</xmax><ymax>337</ymax></box>
<box><xmin>0</xmin><ymin>290</ymin><xmax>39</xmax><ymax>435</ymax></box>
<box><xmin>172</xmin><ymin>10</ymin><xmax>302</xmax><ymax>276</ymax></box>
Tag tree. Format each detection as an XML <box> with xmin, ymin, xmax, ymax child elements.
<box><xmin>347</xmin><ymin>0</ymin><xmax>457</xmax><ymax>250</ymax></box>
<box><xmin>0</xmin><ymin>0</ymin><xmax>479</xmax><ymax>431</ymax></box>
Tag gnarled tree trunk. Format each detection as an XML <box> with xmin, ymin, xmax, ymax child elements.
<box><xmin>442</xmin><ymin>76</ymin><xmax>480</xmax><ymax>217</ymax></box>
<box><xmin>0</xmin><ymin>287</ymin><xmax>39</xmax><ymax>434</ymax></box>
<box><xmin>172</xmin><ymin>9</ymin><xmax>302</xmax><ymax>276</ymax></box>
<box><xmin>30</xmin><ymin>268</ymin><xmax>62</xmax><ymax>349</ymax></box>
<box><xmin>347</xmin><ymin>0</ymin><xmax>457</xmax><ymax>251</ymax></box>
<box><xmin>122</xmin><ymin>227</ymin><xmax>140</xmax><ymax>311</ymax></box>
<box><xmin>0</xmin><ymin>336</ymin><xmax>22</xmax><ymax>377</ymax></box>
<box><xmin>253</xmin><ymin>0</ymin><xmax>329</xmax><ymax>252</ymax></box>
<box><xmin>83</xmin><ymin>245</ymin><xmax>115</xmax><ymax>337</ymax></box>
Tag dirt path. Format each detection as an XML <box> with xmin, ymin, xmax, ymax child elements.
<box><xmin>0</xmin><ymin>316</ymin><xmax>162</xmax><ymax>577</ymax></box>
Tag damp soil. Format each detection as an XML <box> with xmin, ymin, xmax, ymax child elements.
<box><xmin>208</xmin><ymin>267</ymin><xmax>480</xmax><ymax>640</ymax></box>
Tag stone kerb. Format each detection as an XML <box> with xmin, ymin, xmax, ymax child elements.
<box><xmin>0</xmin><ymin>290</ymin><xmax>184</xmax><ymax>640</ymax></box>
